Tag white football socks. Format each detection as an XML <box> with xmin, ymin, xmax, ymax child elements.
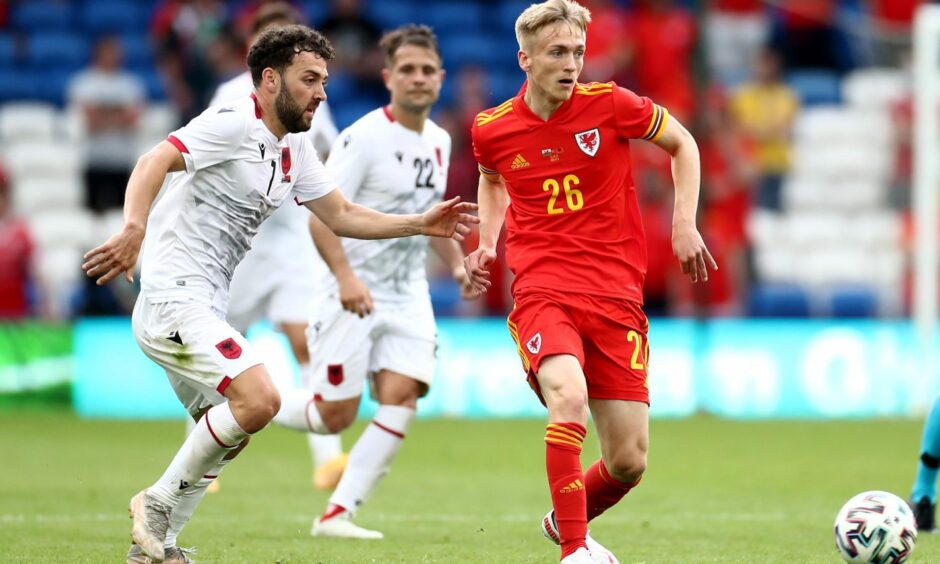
<box><xmin>273</xmin><ymin>387</ymin><xmax>330</xmax><ymax>434</ymax></box>
<box><xmin>328</xmin><ymin>405</ymin><xmax>415</xmax><ymax>512</ymax></box>
<box><xmin>309</xmin><ymin>433</ymin><xmax>343</xmax><ymax>468</ymax></box>
<box><xmin>148</xmin><ymin>403</ymin><xmax>247</xmax><ymax>507</ymax></box>
<box><xmin>163</xmin><ymin>458</ymin><xmax>229</xmax><ymax>547</ymax></box>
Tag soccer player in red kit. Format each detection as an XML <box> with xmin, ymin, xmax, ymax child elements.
<box><xmin>464</xmin><ymin>1</ymin><xmax>717</xmax><ymax>562</ymax></box>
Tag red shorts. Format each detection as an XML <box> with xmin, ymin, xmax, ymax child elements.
<box><xmin>507</xmin><ymin>289</ymin><xmax>650</xmax><ymax>404</ymax></box>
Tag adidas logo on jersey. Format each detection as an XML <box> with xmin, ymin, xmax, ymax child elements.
<box><xmin>510</xmin><ymin>153</ymin><xmax>530</xmax><ymax>169</ymax></box>
<box><xmin>559</xmin><ymin>479</ymin><xmax>584</xmax><ymax>493</ymax></box>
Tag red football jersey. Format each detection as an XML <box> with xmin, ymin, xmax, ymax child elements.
<box><xmin>471</xmin><ymin>81</ymin><xmax>668</xmax><ymax>303</ymax></box>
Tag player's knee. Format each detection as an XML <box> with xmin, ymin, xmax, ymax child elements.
<box><xmin>377</xmin><ymin>381</ymin><xmax>422</xmax><ymax>409</ymax></box>
<box><xmin>319</xmin><ymin>403</ymin><xmax>357</xmax><ymax>434</ymax></box>
<box><xmin>607</xmin><ymin>449</ymin><xmax>647</xmax><ymax>483</ymax></box>
<box><xmin>547</xmin><ymin>387</ymin><xmax>589</xmax><ymax>422</ymax></box>
<box><xmin>236</xmin><ymin>388</ymin><xmax>280</xmax><ymax>431</ymax></box>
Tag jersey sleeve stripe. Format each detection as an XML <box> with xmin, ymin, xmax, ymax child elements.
<box><xmin>478</xmin><ymin>163</ymin><xmax>498</xmax><ymax>176</ymax></box>
<box><xmin>648</xmin><ymin>106</ymin><xmax>669</xmax><ymax>142</ymax></box>
<box><xmin>167</xmin><ymin>135</ymin><xmax>189</xmax><ymax>153</ymax></box>
<box><xmin>641</xmin><ymin>105</ymin><xmax>667</xmax><ymax>141</ymax></box>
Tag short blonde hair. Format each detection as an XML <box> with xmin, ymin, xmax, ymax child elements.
<box><xmin>514</xmin><ymin>0</ymin><xmax>592</xmax><ymax>51</ymax></box>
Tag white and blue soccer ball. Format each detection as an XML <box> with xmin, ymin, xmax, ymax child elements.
<box><xmin>834</xmin><ymin>490</ymin><xmax>917</xmax><ymax>564</ymax></box>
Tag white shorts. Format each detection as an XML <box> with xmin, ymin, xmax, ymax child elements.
<box><xmin>306</xmin><ymin>294</ymin><xmax>437</xmax><ymax>401</ymax></box>
<box><xmin>226</xmin><ymin>252</ymin><xmax>315</xmax><ymax>333</ymax></box>
<box><xmin>133</xmin><ymin>296</ymin><xmax>262</xmax><ymax>416</ymax></box>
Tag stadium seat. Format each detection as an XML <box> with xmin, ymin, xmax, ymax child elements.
<box><xmin>0</xmin><ymin>102</ymin><xmax>56</xmax><ymax>141</ymax></box>
<box><xmin>35</xmin><ymin>246</ymin><xmax>84</xmax><ymax>318</ymax></box>
<box><xmin>496</xmin><ymin>1</ymin><xmax>533</xmax><ymax>32</ymax></box>
<box><xmin>29</xmin><ymin>209</ymin><xmax>97</xmax><ymax>250</ymax></box>
<box><xmin>138</xmin><ymin>103</ymin><xmax>180</xmax><ymax>143</ymax></box>
<box><xmin>81</xmin><ymin>1</ymin><xmax>145</xmax><ymax>34</ymax></box>
<box><xmin>842</xmin><ymin>69</ymin><xmax>909</xmax><ymax>110</ymax></box>
<box><xmin>0</xmin><ymin>69</ymin><xmax>37</xmax><ymax>102</ymax></box>
<box><xmin>31</xmin><ymin>69</ymin><xmax>73</xmax><ymax>106</ymax></box>
<box><xmin>0</xmin><ymin>33</ymin><xmax>18</xmax><ymax>68</ymax></box>
<box><xmin>365</xmin><ymin>0</ymin><xmax>416</xmax><ymax>30</ymax></box>
<box><xmin>829</xmin><ymin>285</ymin><xmax>878</xmax><ymax>318</ymax></box>
<box><xmin>333</xmin><ymin>100</ymin><xmax>381</xmax><ymax>130</ymax></box>
<box><xmin>425</xmin><ymin>2</ymin><xmax>485</xmax><ymax>33</ymax></box>
<box><xmin>3</xmin><ymin>141</ymin><xmax>83</xmax><ymax>183</ymax></box>
<box><xmin>786</xmin><ymin>70</ymin><xmax>842</xmax><ymax>106</ymax></box>
<box><xmin>138</xmin><ymin>68</ymin><xmax>167</xmax><ymax>101</ymax></box>
<box><xmin>11</xmin><ymin>1</ymin><xmax>74</xmax><ymax>31</ymax></box>
<box><xmin>26</xmin><ymin>32</ymin><xmax>90</xmax><ymax>69</ymax></box>
<box><xmin>12</xmin><ymin>177</ymin><xmax>84</xmax><ymax>215</ymax></box>
<box><xmin>121</xmin><ymin>35</ymin><xmax>156</xmax><ymax>73</ymax></box>
<box><xmin>748</xmin><ymin>283</ymin><xmax>811</xmax><ymax>317</ymax></box>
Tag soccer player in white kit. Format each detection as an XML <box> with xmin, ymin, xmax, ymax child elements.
<box><xmin>207</xmin><ymin>1</ymin><xmax>347</xmax><ymax>493</ymax></box>
<box><xmin>82</xmin><ymin>25</ymin><xmax>478</xmax><ymax>563</ymax></box>
<box><xmin>288</xmin><ymin>24</ymin><xmax>475</xmax><ymax>539</ymax></box>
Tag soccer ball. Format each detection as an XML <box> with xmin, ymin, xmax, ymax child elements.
<box><xmin>834</xmin><ymin>490</ymin><xmax>917</xmax><ymax>563</ymax></box>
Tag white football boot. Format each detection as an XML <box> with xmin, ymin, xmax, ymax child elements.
<box><xmin>311</xmin><ymin>511</ymin><xmax>383</xmax><ymax>539</ymax></box>
<box><xmin>128</xmin><ymin>490</ymin><xmax>172</xmax><ymax>562</ymax></box>
<box><xmin>125</xmin><ymin>543</ymin><xmax>151</xmax><ymax>564</ymax></box>
<box><xmin>561</xmin><ymin>547</ymin><xmax>603</xmax><ymax>564</ymax></box>
<box><xmin>541</xmin><ymin>510</ymin><xmax>620</xmax><ymax>564</ymax></box>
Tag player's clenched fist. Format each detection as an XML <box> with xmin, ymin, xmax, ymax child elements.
<box><xmin>419</xmin><ymin>196</ymin><xmax>479</xmax><ymax>241</ymax></box>
<box><xmin>671</xmin><ymin>223</ymin><xmax>718</xmax><ymax>283</ymax></box>
<box><xmin>82</xmin><ymin>223</ymin><xmax>145</xmax><ymax>286</ymax></box>
<box><xmin>464</xmin><ymin>247</ymin><xmax>496</xmax><ymax>295</ymax></box>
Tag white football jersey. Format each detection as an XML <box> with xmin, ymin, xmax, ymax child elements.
<box><xmin>210</xmin><ymin>72</ymin><xmax>338</xmax><ymax>266</ymax></box>
<box><xmin>140</xmin><ymin>95</ymin><xmax>335</xmax><ymax>312</ymax></box>
<box><xmin>320</xmin><ymin>107</ymin><xmax>451</xmax><ymax>303</ymax></box>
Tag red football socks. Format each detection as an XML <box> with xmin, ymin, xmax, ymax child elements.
<box><xmin>584</xmin><ymin>458</ymin><xmax>640</xmax><ymax>522</ymax></box>
<box><xmin>545</xmin><ymin>422</ymin><xmax>587</xmax><ymax>559</ymax></box>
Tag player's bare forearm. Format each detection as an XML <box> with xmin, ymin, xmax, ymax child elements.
<box><xmin>308</xmin><ymin>213</ymin><xmax>355</xmax><ymax>280</ymax></box>
<box><xmin>82</xmin><ymin>141</ymin><xmax>184</xmax><ymax>285</ymax></box>
<box><xmin>306</xmin><ymin>190</ymin><xmax>478</xmax><ymax>241</ymax></box>
<box><xmin>306</xmin><ymin>191</ymin><xmax>421</xmax><ymax>239</ymax></box>
<box><xmin>430</xmin><ymin>237</ymin><xmax>465</xmax><ymax>272</ymax></box>
<box><xmin>477</xmin><ymin>173</ymin><xmax>509</xmax><ymax>250</ymax></box>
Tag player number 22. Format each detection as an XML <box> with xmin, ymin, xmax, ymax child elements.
<box><xmin>627</xmin><ymin>330</ymin><xmax>648</xmax><ymax>370</ymax></box>
<box><xmin>543</xmin><ymin>174</ymin><xmax>584</xmax><ymax>215</ymax></box>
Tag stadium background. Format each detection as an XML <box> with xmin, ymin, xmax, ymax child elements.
<box><xmin>2</xmin><ymin>0</ymin><xmax>940</xmax><ymax>562</ymax></box>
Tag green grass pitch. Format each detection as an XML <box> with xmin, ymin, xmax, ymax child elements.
<box><xmin>1</xmin><ymin>411</ymin><xmax>936</xmax><ymax>563</ymax></box>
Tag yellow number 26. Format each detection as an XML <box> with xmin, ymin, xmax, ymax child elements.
<box><xmin>542</xmin><ymin>174</ymin><xmax>584</xmax><ymax>215</ymax></box>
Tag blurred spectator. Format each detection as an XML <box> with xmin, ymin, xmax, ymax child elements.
<box><xmin>769</xmin><ymin>0</ymin><xmax>844</xmax><ymax>72</ymax></box>
<box><xmin>730</xmin><ymin>49</ymin><xmax>798</xmax><ymax>211</ymax></box>
<box><xmin>698</xmin><ymin>85</ymin><xmax>757</xmax><ymax>315</ymax></box>
<box><xmin>0</xmin><ymin>0</ymin><xmax>8</xmax><ymax>29</ymax></box>
<box><xmin>621</xmin><ymin>0</ymin><xmax>697</xmax><ymax>121</ymax></box>
<box><xmin>318</xmin><ymin>0</ymin><xmax>384</xmax><ymax>99</ymax></box>
<box><xmin>151</xmin><ymin>0</ymin><xmax>228</xmax><ymax>123</ymax></box>
<box><xmin>581</xmin><ymin>0</ymin><xmax>631</xmax><ymax>83</ymax></box>
<box><xmin>704</xmin><ymin>0</ymin><xmax>769</xmax><ymax>87</ymax></box>
<box><xmin>0</xmin><ymin>164</ymin><xmax>40</xmax><ymax>319</ymax></box>
<box><xmin>67</xmin><ymin>36</ymin><xmax>146</xmax><ymax>213</ymax></box>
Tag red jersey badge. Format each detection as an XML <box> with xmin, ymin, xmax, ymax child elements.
<box><xmin>575</xmin><ymin>128</ymin><xmax>600</xmax><ymax>157</ymax></box>
<box><xmin>281</xmin><ymin>147</ymin><xmax>292</xmax><ymax>182</ymax></box>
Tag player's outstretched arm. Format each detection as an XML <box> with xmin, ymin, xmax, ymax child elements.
<box><xmin>308</xmin><ymin>213</ymin><xmax>374</xmax><ymax>317</ymax></box>
<box><xmin>463</xmin><ymin>173</ymin><xmax>509</xmax><ymax>295</ymax></box>
<box><xmin>304</xmin><ymin>189</ymin><xmax>479</xmax><ymax>241</ymax></box>
<box><xmin>82</xmin><ymin>141</ymin><xmax>185</xmax><ymax>285</ymax></box>
<box><xmin>652</xmin><ymin>117</ymin><xmax>718</xmax><ymax>284</ymax></box>
<box><xmin>430</xmin><ymin>237</ymin><xmax>477</xmax><ymax>300</ymax></box>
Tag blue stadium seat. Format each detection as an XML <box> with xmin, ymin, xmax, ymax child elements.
<box><xmin>333</xmin><ymin>99</ymin><xmax>381</xmax><ymax>131</ymax></box>
<box><xmin>488</xmin><ymin>70</ymin><xmax>523</xmax><ymax>105</ymax></box>
<box><xmin>301</xmin><ymin>0</ymin><xmax>332</xmax><ymax>25</ymax></box>
<box><xmin>11</xmin><ymin>1</ymin><xmax>74</xmax><ymax>31</ymax></box>
<box><xmin>121</xmin><ymin>35</ymin><xmax>156</xmax><ymax>72</ymax></box>
<box><xmin>0</xmin><ymin>70</ymin><xmax>36</xmax><ymax>102</ymax></box>
<box><xmin>32</xmin><ymin>69</ymin><xmax>72</xmax><ymax>106</ymax></box>
<box><xmin>496</xmin><ymin>1</ymin><xmax>533</xmax><ymax>32</ymax></box>
<box><xmin>786</xmin><ymin>70</ymin><xmax>842</xmax><ymax>106</ymax></box>
<box><xmin>829</xmin><ymin>285</ymin><xmax>878</xmax><ymax>318</ymax></box>
<box><xmin>324</xmin><ymin>73</ymin><xmax>355</xmax><ymax>103</ymax></box>
<box><xmin>365</xmin><ymin>0</ymin><xmax>416</xmax><ymax>30</ymax></box>
<box><xmin>27</xmin><ymin>33</ymin><xmax>91</xmax><ymax>70</ymax></box>
<box><xmin>81</xmin><ymin>1</ymin><xmax>146</xmax><ymax>34</ymax></box>
<box><xmin>0</xmin><ymin>34</ymin><xmax>18</xmax><ymax>69</ymax></box>
<box><xmin>440</xmin><ymin>34</ymin><xmax>516</xmax><ymax>70</ymax></box>
<box><xmin>748</xmin><ymin>283</ymin><xmax>811</xmax><ymax>318</ymax></box>
<box><xmin>139</xmin><ymin>69</ymin><xmax>167</xmax><ymax>101</ymax></box>
<box><xmin>425</xmin><ymin>2</ymin><xmax>484</xmax><ymax>33</ymax></box>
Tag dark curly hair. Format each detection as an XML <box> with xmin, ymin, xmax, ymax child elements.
<box><xmin>379</xmin><ymin>24</ymin><xmax>441</xmax><ymax>66</ymax></box>
<box><xmin>247</xmin><ymin>24</ymin><xmax>335</xmax><ymax>86</ymax></box>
